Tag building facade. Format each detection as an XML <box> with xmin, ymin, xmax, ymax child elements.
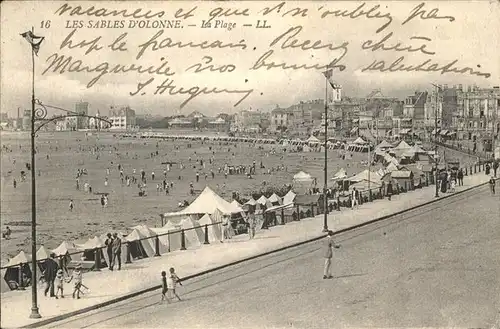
<box><xmin>109</xmin><ymin>106</ymin><xmax>137</xmax><ymax>130</ymax></box>
<box><xmin>75</xmin><ymin>101</ymin><xmax>89</xmax><ymax>129</ymax></box>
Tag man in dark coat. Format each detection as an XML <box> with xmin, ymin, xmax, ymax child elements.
<box><xmin>111</xmin><ymin>233</ymin><xmax>122</xmax><ymax>271</ymax></box>
<box><xmin>104</xmin><ymin>233</ymin><xmax>114</xmax><ymax>270</ymax></box>
<box><xmin>44</xmin><ymin>253</ymin><xmax>59</xmax><ymax>297</ymax></box>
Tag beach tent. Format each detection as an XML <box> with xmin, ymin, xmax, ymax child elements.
<box><xmin>6</xmin><ymin>251</ymin><xmax>31</xmax><ymax>267</ymax></box>
<box><xmin>129</xmin><ymin>225</ymin><xmax>159</xmax><ymax>252</ymax></box>
<box><xmin>256</xmin><ymin>195</ymin><xmax>268</xmax><ymax>205</ymax></box>
<box><xmin>179</xmin><ymin>217</ymin><xmax>203</xmax><ymax>248</ymax></box>
<box><xmin>376</xmin><ymin>140</ymin><xmax>393</xmax><ymax>150</ymax></box>
<box><xmin>347</xmin><ymin>169</ymin><xmax>382</xmax><ymax>184</ymax></box>
<box><xmin>244</xmin><ymin>198</ymin><xmax>257</xmax><ymax>206</ymax></box>
<box><xmin>268</xmin><ymin>193</ymin><xmax>282</xmax><ymax>205</ymax></box>
<box><xmin>393</xmin><ymin>140</ymin><xmax>411</xmax><ymax>150</ymax></box>
<box><xmin>332</xmin><ymin>168</ymin><xmax>347</xmax><ymax>181</ymax></box>
<box><xmin>124</xmin><ymin>229</ymin><xmax>155</xmax><ymax>259</ymax></box>
<box><xmin>52</xmin><ymin>241</ymin><xmax>80</xmax><ymax>257</ymax></box>
<box><xmin>81</xmin><ymin>236</ymin><xmax>107</xmax><ymax>265</ymax></box>
<box><xmin>153</xmin><ymin>221</ymin><xmax>183</xmax><ymax>251</ymax></box>
<box><xmin>164</xmin><ymin>186</ymin><xmax>241</xmax><ymax>217</ymax></box>
<box><xmin>306</xmin><ymin>135</ymin><xmax>320</xmax><ymax>144</ymax></box>
<box><xmin>386</xmin><ymin>162</ymin><xmax>399</xmax><ymax>172</ymax></box>
<box><xmin>283</xmin><ymin>190</ymin><xmax>296</xmax><ymax>205</ymax></box>
<box><xmin>36</xmin><ymin>245</ymin><xmax>51</xmax><ymax>262</ymax></box>
<box><xmin>231</xmin><ymin>199</ymin><xmax>243</xmax><ymax>209</ymax></box>
<box><xmin>198</xmin><ymin>214</ymin><xmax>223</xmax><ymax>243</ymax></box>
<box><xmin>293</xmin><ymin>171</ymin><xmax>313</xmax><ymax>182</ymax></box>
<box><xmin>353</xmin><ymin>137</ymin><xmax>367</xmax><ymax>144</ymax></box>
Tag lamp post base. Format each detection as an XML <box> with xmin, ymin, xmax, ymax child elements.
<box><xmin>322</xmin><ymin>227</ymin><xmax>329</xmax><ymax>232</ymax></box>
<box><xmin>29</xmin><ymin>307</ymin><xmax>41</xmax><ymax>319</ymax></box>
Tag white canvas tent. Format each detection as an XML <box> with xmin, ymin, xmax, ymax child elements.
<box><xmin>244</xmin><ymin>198</ymin><xmax>257</xmax><ymax>206</ymax></box>
<box><xmin>6</xmin><ymin>251</ymin><xmax>31</xmax><ymax>267</ymax></box>
<box><xmin>283</xmin><ymin>190</ymin><xmax>296</xmax><ymax>205</ymax></box>
<box><xmin>293</xmin><ymin>171</ymin><xmax>313</xmax><ymax>182</ymax></box>
<box><xmin>347</xmin><ymin>169</ymin><xmax>382</xmax><ymax>183</ymax></box>
<box><xmin>332</xmin><ymin>168</ymin><xmax>347</xmax><ymax>180</ymax></box>
<box><xmin>52</xmin><ymin>241</ymin><xmax>80</xmax><ymax>257</ymax></box>
<box><xmin>36</xmin><ymin>245</ymin><xmax>51</xmax><ymax>261</ymax></box>
<box><xmin>124</xmin><ymin>229</ymin><xmax>155</xmax><ymax>258</ymax></box>
<box><xmin>353</xmin><ymin>137</ymin><xmax>367</xmax><ymax>144</ymax></box>
<box><xmin>376</xmin><ymin>140</ymin><xmax>393</xmax><ymax>150</ymax></box>
<box><xmin>393</xmin><ymin>140</ymin><xmax>411</xmax><ymax>150</ymax></box>
<box><xmin>129</xmin><ymin>225</ymin><xmax>159</xmax><ymax>253</ymax></box>
<box><xmin>306</xmin><ymin>135</ymin><xmax>320</xmax><ymax>144</ymax></box>
<box><xmin>164</xmin><ymin>186</ymin><xmax>242</xmax><ymax>217</ymax></box>
<box><xmin>268</xmin><ymin>193</ymin><xmax>282</xmax><ymax>205</ymax></box>
<box><xmin>256</xmin><ymin>195</ymin><xmax>268</xmax><ymax>205</ymax></box>
<box><xmin>198</xmin><ymin>214</ymin><xmax>222</xmax><ymax>243</ymax></box>
<box><xmin>153</xmin><ymin>221</ymin><xmax>183</xmax><ymax>251</ymax></box>
<box><xmin>179</xmin><ymin>217</ymin><xmax>203</xmax><ymax>248</ymax></box>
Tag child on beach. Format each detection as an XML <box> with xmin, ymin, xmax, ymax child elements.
<box><xmin>66</xmin><ymin>263</ymin><xmax>83</xmax><ymax>299</ymax></box>
<box><xmin>161</xmin><ymin>271</ymin><xmax>168</xmax><ymax>302</ymax></box>
<box><xmin>55</xmin><ymin>269</ymin><xmax>65</xmax><ymax>298</ymax></box>
<box><xmin>166</xmin><ymin>267</ymin><xmax>182</xmax><ymax>302</ymax></box>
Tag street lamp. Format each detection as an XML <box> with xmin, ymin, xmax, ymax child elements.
<box><xmin>323</xmin><ymin>78</ymin><xmax>329</xmax><ymax>232</ymax></box>
<box><xmin>431</xmin><ymin>83</ymin><xmax>441</xmax><ymax>198</ymax></box>
<box><xmin>22</xmin><ymin>26</ymin><xmax>111</xmax><ymax>319</ymax></box>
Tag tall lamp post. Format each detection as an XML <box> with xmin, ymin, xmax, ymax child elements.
<box><xmin>21</xmin><ymin>27</ymin><xmax>111</xmax><ymax>318</ymax></box>
<box><xmin>323</xmin><ymin>76</ymin><xmax>329</xmax><ymax>232</ymax></box>
<box><xmin>431</xmin><ymin>83</ymin><xmax>441</xmax><ymax>198</ymax></box>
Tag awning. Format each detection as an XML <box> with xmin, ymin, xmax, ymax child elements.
<box><xmin>447</xmin><ymin>131</ymin><xmax>457</xmax><ymax>136</ymax></box>
<box><xmin>440</xmin><ymin>130</ymin><xmax>448</xmax><ymax>136</ymax></box>
<box><xmin>402</xmin><ymin>118</ymin><xmax>412</xmax><ymax>121</ymax></box>
<box><xmin>350</xmin><ymin>127</ymin><xmax>359</xmax><ymax>134</ymax></box>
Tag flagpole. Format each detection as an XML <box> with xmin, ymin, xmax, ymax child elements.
<box><xmin>30</xmin><ymin>26</ymin><xmax>41</xmax><ymax>319</ymax></box>
<box><xmin>323</xmin><ymin>73</ymin><xmax>329</xmax><ymax>232</ymax></box>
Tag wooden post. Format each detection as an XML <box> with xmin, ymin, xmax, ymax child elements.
<box><xmin>280</xmin><ymin>208</ymin><xmax>285</xmax><ymax>225</ymax></box>
<box><xmin>93</xmin><ymin>248</ymin><xmax>101</xmax><ymax>271</ymax></box>
<box><xmin>296</xmin><ymin>205</ymin><xmax>300</xmax><ymax>221</ymax></box>
<box><xmin>18</xmin><ymin>265</ymin><xmax>25</xmax><ymax>290</ymax></box>
<box><xmin>180</xmin><ymin>229</ymin><xmax>187</xmax><ymax>250</ymax></box>
<box><xmin>204</xmin><ymin>224</ymin><xmax>210</xmax><ymax>244</ymax></box>
<box><xmin>154</xmin><ymin>236</ymin><xmax>161</xmax><ymax>257</ymax></box>
<box><xmin>125</xmin><ymin>242</ymin><xmax>132</xmax><ymax>264</ymax></box>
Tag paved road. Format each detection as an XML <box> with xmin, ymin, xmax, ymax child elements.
<box><xmin>44</xmin><ymin>186</ymin><xmax>500</xmax><ymax>329</ymax></box>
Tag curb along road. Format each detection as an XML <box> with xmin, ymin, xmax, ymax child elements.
<box><xmin>21</xmin><ymin>179</ymin><xmax>491</xmax><ymax>328</ymax></box>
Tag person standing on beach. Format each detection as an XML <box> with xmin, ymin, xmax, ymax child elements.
<box><xmin>104</xmin><ymin>233</ymin><xmax>114</xmax><ymax>270</ymax></box>
<box><xmin>323</xmin><ymin>231</ymin><xmax>340</xmax><ymax>279</ymax></box>
<box><xmin>69</xmin><ymin>200</ymin><xmax>74</xmax><ymax>212</ymax></box>
<box><xmin>111</xmin><ymin>233</ymin><xmax>122</xmax><ymax>270</ymax></box>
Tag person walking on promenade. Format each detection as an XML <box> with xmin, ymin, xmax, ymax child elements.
<box><xmin>13</xmin><ymin>178</ymin><xmax>16</xmax><ymax>188</ymax></box>
<box><xmin>104</xmin><ymin>233</ymin><xmax>114</xmax><ymax>270</ymax></box>
<box><xmin>111</xmin><ymin>233</ymin><xmax>122</xmax><ymax>270</ymax></box>
<box><xmin>457</xmin><ymin>169</ymin><xmax>464</xmax><ymax>186</ymax></box>
<box><xmin>323</xmin><ymin>230</ymin><xmax>340</xmax><ymax>279</ymax></box>
<box><xmin>69</xmin><ymin>199</ymin><xmax>74</xmax><ymax>212</ymax></box>
<box><xmin>160</xmin><ymin>271</ymin><xmax>168</xmax><ymax>303</ymax></box>
<box><xmin>44</xmin><ymin>253</ymin><xmax>59</xmax><ymax>298</ymax></box>
<box><xmin>494</xmin><ymin>161</ymin><xmax>499</xmax><ymax>178</ymax></box>
<box><xmin>166</xmin><ymin>267</ymin><xmax>183</xmax><ymax>302</ymax></box>
<box><xmin>386</xmin><ymin>181</ymin><xmax>393</xmax><ymax>201</ymax></box>
<box><xmin>489</xmin><ymin>176</ymin><xmax>496</xmax><ymax>195</ymax></box>
<box><xmin>351</xmin><ymin>187</ymin><xmax>359</xmax><ymax>209</ymax></box>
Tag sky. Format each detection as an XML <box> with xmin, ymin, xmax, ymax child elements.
<box><xmin>1</xmin><ymin>0</ymin><xmax>499</xmax><ymax>117</ymax></box>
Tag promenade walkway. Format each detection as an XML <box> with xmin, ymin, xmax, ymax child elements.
<box><xmin>0</xmin><ymin>172</ymin><xmax>493</xmax><ymax>328</ymax></box>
